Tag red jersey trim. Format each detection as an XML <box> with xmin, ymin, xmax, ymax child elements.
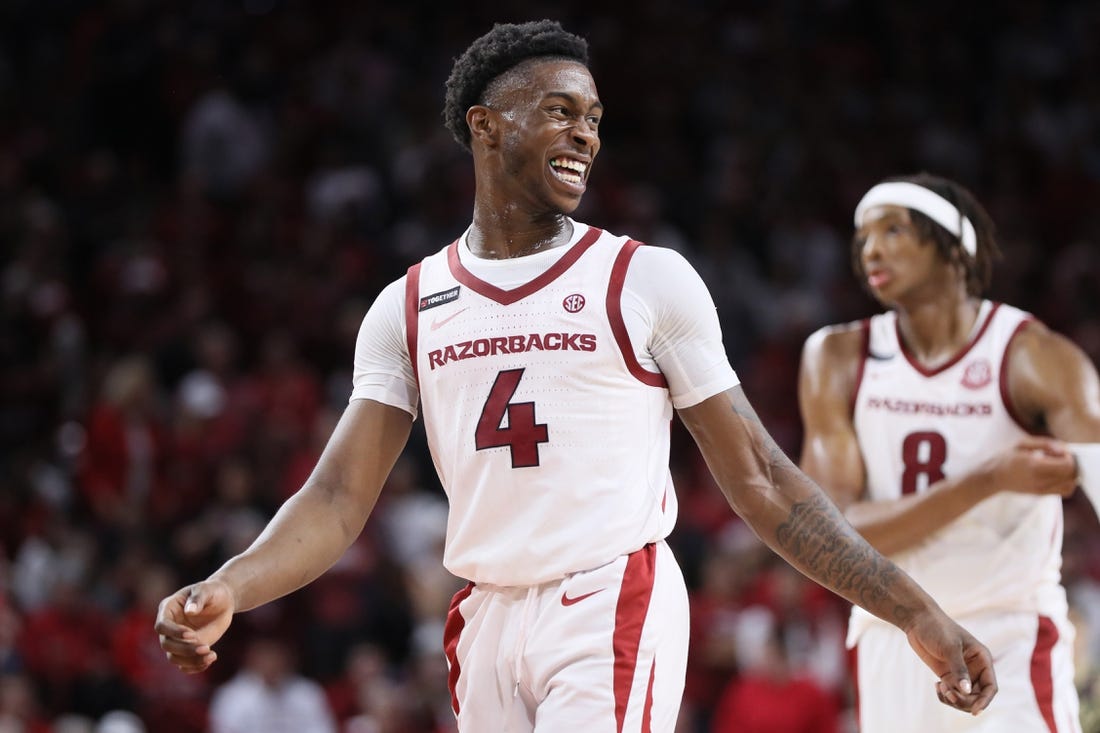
<box><xmin>1030</xmin><ymin>615</ymin><xmax>1058</xmax><ymax>733</ymax></box>
<box><xmin>446</xmin><ymin>226</ymin><xmax>603</xmax><ymax>305</ymax></box>
<box><xmin>1000</xmin><ymin>317</ymin><xmax>1038</xmax><ymax>434</ymax></box>
<box><xmin>404</xmin><ymin>263</ymin><xmax>422</xmax><ymax>387</ymax></box>
<box><xmin>613</xmin><ymin>543</ymin><xmax>657</xmax><ymax>733</ymax></box>
<box><xmin>607</xmin><ymin>240</ymin><xmax>668</xmax><ymax>388</ymax></box>
<box><xmin>851</xmin><ymin>318</ymin><xmax>871</xmax><ymax>417</ymax></box>
<box><xmin>898</xmin><ymin>302</ymin><xmax>1002</xmax><ymax>377</ymax></box>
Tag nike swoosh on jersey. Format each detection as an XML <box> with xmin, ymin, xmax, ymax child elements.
<box><xmin>561</xmin><ymin>588</ymin><xmax>605</xmax><ymax>606</ymax></box>
<box><xmin>867</xmin><ymin>350</ymin><xmax>896</xmax><ymax>361</ymax></box>
<box><xmin>430</xmin><ymin>306</ymin><xmax>470</xmax><ymax>331</ymax></box>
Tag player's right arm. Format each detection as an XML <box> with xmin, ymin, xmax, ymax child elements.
<box><xmin>157</xmin><ymin>278</ymin><xmax>417</xmax><ymax>674</ymax></box>
<box><xmin>156</xmin><ymin>398</ymin><xmax>412</xmax><ymax>673</ymax></box>
<box><xmin>798</xmin><ymin>324</ymin><xmax>1074</xmax><ymax>556</ymax></box>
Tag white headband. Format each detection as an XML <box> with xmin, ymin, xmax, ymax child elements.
<box><xmin>854</xmin><ymin>181</ymin><xmax>977</xmax><ymax>257</ymax></box>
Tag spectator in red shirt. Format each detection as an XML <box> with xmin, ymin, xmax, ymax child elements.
<box><xmin>111</xmin><ymin>563</ymin><xmax>208</xmax><ymax>732</ymax></box>
<box><xmin>711</xmin><ymin>607</ymin><xmax>839</xmax><ymax>733</ymax></box>
<box><xmin>18</xmin><ymin>576</ymin><xmax>113</xmax><ymax>714</ymax></box>
<box><xmin>78</xmin><ymin>356</ymin><xmax>166</xmax><ymax>532</ymax></box>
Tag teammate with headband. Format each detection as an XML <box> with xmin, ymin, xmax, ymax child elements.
<box><xmin>798</xmin><ymin>172</ymin><xmax>1100</xmax><ymax>732</ymax></box>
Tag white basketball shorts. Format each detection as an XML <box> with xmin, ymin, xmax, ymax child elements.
<box><xmin>443</xmin><ymin>540</ymin><xmax>689</xmax><ymax>732</ymax></box>
<box><xmin>854</xmin><ymin>610</ymin><xmax>1080</xmax><ymax>733</ymax></box>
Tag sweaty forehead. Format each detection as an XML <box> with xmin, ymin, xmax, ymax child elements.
<box><xmin>485</xmin><ymin>58</ymin><xmax>598</xmax><ymax>105</ymax></box>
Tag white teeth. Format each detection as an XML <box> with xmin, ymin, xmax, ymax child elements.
<box><xmin>551</xmin><ymin>158</ymin><xmax>587</xmax><ymax>174</ymax></box>
<box><xmin>553</xmin><ymin>169</ymin><xmax>582</xmax><ymax>184</ymax></box>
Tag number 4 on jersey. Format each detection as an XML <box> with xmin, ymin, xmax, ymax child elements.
<box><xmin>475</xmin><ymin>368</ymin><xmax>549</xmax><ymax>468</ymax></box>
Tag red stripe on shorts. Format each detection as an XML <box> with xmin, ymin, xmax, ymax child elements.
<box><xmin>613</xmin><ymin>543</ymin><xmax>657</xmax><ymax>733</ymax></box>
<box><xmin>1030</xmin><ymin>615</ymin><xmax>1059</xmax><ymax>733</ymax></box>
<box><xmin>444</xmin><ymin>582</ymin><xmax>474</xmax><ymax>716</ymax></box>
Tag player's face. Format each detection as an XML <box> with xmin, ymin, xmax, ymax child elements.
<box><xmin>857</xmin><ymin>205</ymin><xmax>948</xmax><ymax>305</ymax></box>
<box><xmin>494</xmin><ymin>60</ymin><xmax>602</xmax><ymax>214</ymax></box>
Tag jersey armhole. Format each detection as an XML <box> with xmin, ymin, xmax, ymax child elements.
<box><xmin>404</xmin><ymin>262</ymin><xmax>422</xmax><ymax>388</ymax></box>
<box><xmin>999</xmin><ymin>316</ymin><xmax>1038</xmax><ymax>433</ymax></box>
<box><xmin>849</xmin><ymin>318</ymin><xmax>871</xmax><ymax>418</ymax></box>
<box><xmin>606</xmin><ymin>240</ymin><xmax>668</xmax><ymax>388</ymax></box>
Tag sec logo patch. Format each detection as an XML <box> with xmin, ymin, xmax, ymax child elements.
<box><xmin>961</xmin><ymin>359</ymin><xmax>992</xmax><ymax>389</ymax></box>
<box><xmin>563</xmin><ymin>293</ymin><xmax>586</xmax><ymax>313</ymax></box>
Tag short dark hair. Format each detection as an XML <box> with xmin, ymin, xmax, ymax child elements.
<box><xmin>851</xmin><ymin>172</ymin><xmax>1001</xmax><ymax>297</ymax></box>
<box><xmin>443</xmin><ymin>20</ymin><xmax>589</xmax><ymax>150</ymax></box>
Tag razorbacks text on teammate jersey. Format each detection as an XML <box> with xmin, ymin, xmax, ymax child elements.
<box><xmin>848</xmin><ymin>301</ymin><xmax>1067</xmax><ymax>642</ymax></box>
<box><xmin>405</xmin><ymin>224</ymin><xmax>678</xmax><ymax>586</ymax></box>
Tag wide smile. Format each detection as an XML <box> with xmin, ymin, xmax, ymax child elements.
<box><xmin>548</xmin><ymin>156</ymin><xmax>588</xmax><ymax>190</ymax></box>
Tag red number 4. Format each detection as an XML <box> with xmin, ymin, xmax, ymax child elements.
<box><xmin>476</xmin><ymin>368</ymin><xmax>549</xmax><ymax>468</ymax></box>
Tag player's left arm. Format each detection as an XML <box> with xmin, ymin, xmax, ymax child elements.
<box><xmin>1006</xmin><ymin>320</ymin><xmax>1100</xmax><ymax>441</ymax></box>
<box><xmin>636</xmin><ymin>247</ymin><xmax>993</xmax><ymax>713</ymax></box>
<box><xmin>679</xmin><ymin>387</ymin><xmax>935</xmax><ymax>630</ymax></box>
<box><xmin>677</xmin><ymin>387</ymin><xmax>996</xmax><ymax>713</ymax></box>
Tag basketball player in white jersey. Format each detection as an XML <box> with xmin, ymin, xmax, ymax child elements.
<box><xmin>156</xmin><ymin>23</ymin><xmax>998</xmax><ymax>730</ymax></box>
<box><xmin>799</xmin><ymin>173</ymin><xmax>1100</xmax><ymax>732</ymax></box>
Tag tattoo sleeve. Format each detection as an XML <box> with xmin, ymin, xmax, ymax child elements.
<box><xmin>680</xmin><ymin>387</ymin><xmax>923</xmax><ymax>629</ymax></box>
<box><xmin>775</xmin><ymin>494</ymin><xmax>913</xmax><ymax>626</ymax></box>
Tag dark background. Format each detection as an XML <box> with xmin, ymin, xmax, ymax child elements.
<box><xmin>1</xmin><ymin>1</ymin><xmax>1099</xmax><ymax>731</ymax></box>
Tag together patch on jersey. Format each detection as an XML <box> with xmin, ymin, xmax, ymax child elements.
<box><xmin>419</xmin><ymin>286</ymin><xmax>461</xmax><ymax>311</ymax></box>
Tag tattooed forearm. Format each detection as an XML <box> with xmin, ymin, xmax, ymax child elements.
<box><xmin>776</xmin><ymin>494</ymin><xmax>914</xmax><ymax>626</ymax></box>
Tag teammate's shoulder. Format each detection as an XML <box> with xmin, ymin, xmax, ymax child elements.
<box><xmin>1008</xmin><ymin>313</ymin><xmax>1076</xmax><ymax>357</ymax></box>
<box><xmin>805</xmin><ymin>318</ymin><xmax>866</xmax><ymax>347</ymax></box>
<box><xmin>802</xmin><ymin>319</ymin><xmax>866</xmax><ymax>364</ymax></box>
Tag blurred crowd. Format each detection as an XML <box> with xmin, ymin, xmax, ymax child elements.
<box><xmin>2</xmin><ymin>1</ymin><xmax>1099</xmax><ymax>732</ymax></box>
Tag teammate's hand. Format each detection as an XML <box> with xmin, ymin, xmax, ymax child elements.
<box><xmin>904</xmin><ymin>611</ymin><xmax>997</xmax><ymax>715</ymax></box>
<box><xmin>154</xmin><ymin>579</ymin><xmax>236</xmax><ymax>674</ymax></box>
<box><xmin>981</xmin><ymin>437</ymin><xmax>1078</xmax><ymax>498</ymax></box>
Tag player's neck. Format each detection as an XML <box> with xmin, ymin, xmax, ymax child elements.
<box><xmin>896</xmin><ymin>294</ymin><xmax>982</xmax><ymax>368</ymax></box>
<box><xmin>467</xmin><ymin>207</ymin><xmax>573</xmax><ymax>260</ymax></box>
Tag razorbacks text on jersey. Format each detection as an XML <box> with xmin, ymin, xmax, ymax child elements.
<box><xmin>848</xmin><ymin>300</ymin><xmax>1068</xmax><ymax>643</ymax></box>
<box><xmin>406</xmin><ymin>224</ymin><xmax>679</xmax><ymax>586</ymax></box>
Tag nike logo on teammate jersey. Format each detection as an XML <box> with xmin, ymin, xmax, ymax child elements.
<box><xmin>561</xmin><ymin>588</ymin><xmax>605</xmax><ymax>606</ymax></box>
<box><xmin>430</xmin><ymin>307</ymin><xmax>469</xmax><ymax>331</ymax></box>
<box><xmin>868</xmin><ymin>350</ymin><xmax>896</xmax><ymax>361</ymax></box>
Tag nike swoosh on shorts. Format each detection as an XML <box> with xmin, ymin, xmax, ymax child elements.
<box><xmin>561</xmin><ymin>589</ymin><xmax>605</xmax><ymax>606</ymax></box>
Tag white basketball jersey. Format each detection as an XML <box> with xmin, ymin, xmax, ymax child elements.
<box><xmin>849</xmin><ymin>301</ymin><xmax>1067</xmax><ymax>642</ymax></box>
<box><xmin>405</xmin><ymin>225</ymin><xmax>677</xmax><ymax>586</ymax></box>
